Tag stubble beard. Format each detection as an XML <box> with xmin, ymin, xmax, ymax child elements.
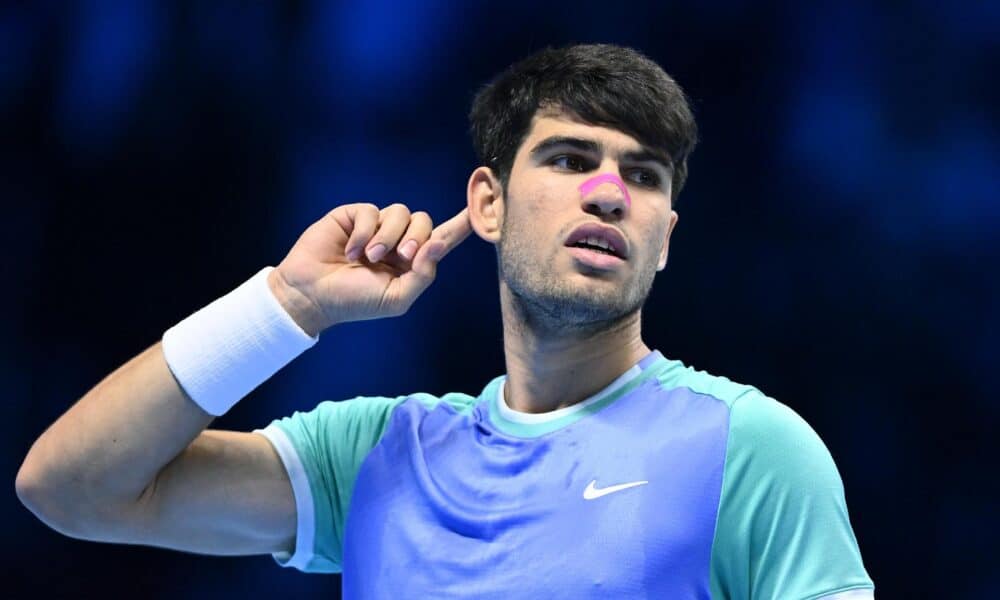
<box><xmin>496</xmin><ymin>218</ymin><xmax>657</xmax><ymax>339</ymax></box>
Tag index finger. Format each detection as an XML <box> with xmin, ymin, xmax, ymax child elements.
<box><xmin>427</xmin><ymin>207</ymin><xmax>472</xmax><ymax>259</ymax></box>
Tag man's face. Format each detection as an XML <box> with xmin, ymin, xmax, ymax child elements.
<box><xmin>495</xmin><ymin>107</ymin><xmax>679</xmax><ymax>334</ymax></box>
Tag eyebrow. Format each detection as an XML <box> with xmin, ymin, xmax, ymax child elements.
<box><xmin>528</xmin><ymin>135</ymin><xmax>674</xmax><ymax>175</ymax></box>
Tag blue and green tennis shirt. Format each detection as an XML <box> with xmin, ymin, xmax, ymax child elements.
<box><xmin>253</xmin><ymin>350</ymin><xmax>875</xmax><ymax>599</ymax></box>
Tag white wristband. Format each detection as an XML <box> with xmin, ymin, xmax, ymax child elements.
<box><xmin>162</xmin><ymin>266</ymin><xmax>320</xmax><ymax>416</ymax></box>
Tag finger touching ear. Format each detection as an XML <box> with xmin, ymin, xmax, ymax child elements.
<box><xmin>467</xmin><ymin>166</ymin><xmax>503</xmax><ymax>244</ymax></box>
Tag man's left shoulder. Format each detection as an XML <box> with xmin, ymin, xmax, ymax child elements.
<box><xmin>727</xmin><ymin>389</ymin><xmax>831</xmax><ymax>458</ymax></box>
<box><xmin>656</xmin><ymin>359</ymin><xmax>836</xmax><ymax>468</ymax></box>
<box><xmin>712</xmin><ymin>386</ymin><xmax>854</xmax><ymax>510</ymax></box>
<box><xmin>655</xmin><ymin>359</ymin><xmax>770</xmax><ymax>412</ymax></box>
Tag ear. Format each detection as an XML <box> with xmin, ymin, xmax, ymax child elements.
<box><xmin>656</xmin><ymin>210</ymin><xmax>679</xmax><ymax>272</ymax></box>
<box><xmin>467</xmin><ymin>166</ymin><xmax>504</xmax><ymax>244</ymax></box>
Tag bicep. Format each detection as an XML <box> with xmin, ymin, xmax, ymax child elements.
<box><xmin>112</xmin><ymin>430</ymin><xmax>296</xmax><ymax>556</ymax></box>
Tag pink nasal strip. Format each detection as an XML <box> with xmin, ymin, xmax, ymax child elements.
<box><xmin>578</xmin><ymin>173</ymin><xmax>632</xmax><ymax>208</ymax></box>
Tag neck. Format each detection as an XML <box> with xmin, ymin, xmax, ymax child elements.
<box><xmin>498</xmin><ymin>282</ymin><xmax>652</xmax><ymax>414</ymax></box>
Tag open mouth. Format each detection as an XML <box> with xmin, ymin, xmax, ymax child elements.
<box><xmin>566</xmin><ymin>245</ymin><xmax>626</xmax><ymax>269</ymax></box>
<box><xmin>563</xmin><ymin>223</ymin><xmax>629</xmax><ymax>261</ymax></box>
<box><xmin>569</xmin><ymin>240</ymin><xmax>620</xmax><ymax>257</ymax></box>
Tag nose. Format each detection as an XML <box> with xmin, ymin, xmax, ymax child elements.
<box><xmin>578</xmin><ymin>173</ymin><xmax>631</xmax><ymax>219</ymax></box>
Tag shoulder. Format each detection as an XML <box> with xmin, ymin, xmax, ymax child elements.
<box><xmin>655</xmin><ymin>359</ymin><xmax>828</xmax><ymax>464</ymax></box>
<box><xmin>693</xmin><ymin>367</ymin><xmax>873</xmax><ymax>598</ymax></box>
<box><xmin>401</xmin><ymin>391</ymin><xmax>480</xmax><ymax>415</ymax></box>
<box><xmin>287</xmin><ymin>390</ymin><xmax>479</xmax><ymax>423</ymax></box>
<box><xmin>726</xmin><ymin>390</ymin><xmax>841</xmax><ymax>493</ymax></box>
<box><xmin>264</xmin><ymin>391</ymin><xmax>479</xmax><ymax>457</ymax></box>
<box><xmin>654</xmin><ymin>358</ymin><xmax>764</xmax><ymax>411</ymax></box>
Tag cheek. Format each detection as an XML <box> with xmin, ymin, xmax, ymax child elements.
<box><xmin>637</xmin><ymin>220</ymin><xmax>670</xmax><ymax>262</ymax></box>
<box><xmin>518</xmin><ymin>180</ymin><xmax>565</xmax><ymax>216</ymax></box>
<box><xmin>505</xmin><ymin>181</ymin><xmax>568</xmax><ymax>239</ymax></box>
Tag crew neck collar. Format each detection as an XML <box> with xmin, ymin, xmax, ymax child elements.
<box><xmin>485</xmin><ymin>349</ymin><xmax>666</xmax><ymax>437</ymax></box>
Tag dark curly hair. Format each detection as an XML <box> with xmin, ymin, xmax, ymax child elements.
<box><xmin>468</xmin><ymin>43</ymin><xmax>698</xmax><ymax>204</ymax></box>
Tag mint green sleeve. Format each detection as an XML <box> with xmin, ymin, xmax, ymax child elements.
<box><xmin>252</xmin><ymin>395</ymin><xmax>409</xmax><ymax>574</ymax></box>
<box><xmin>709</xmin><ymin>391</ymin><xmax>875</xmax><ymax>600</ymax></box>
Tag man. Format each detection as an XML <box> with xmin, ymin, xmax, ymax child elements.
<box><xmin>17</xmin><ymin>44</ymin><xmax>874</xmax><ymax>598</ymax></box>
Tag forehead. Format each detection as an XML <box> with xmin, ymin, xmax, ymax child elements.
<box><xmin>519</xmin><ymin>107</ymin><xmax>646</xmax><ymax>154</ymax></box>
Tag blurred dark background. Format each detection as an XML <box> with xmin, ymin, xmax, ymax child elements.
<box><xmin>4</xmin><ymin>1</ymin><xmax>997</xmax><ymax>598</ymax></box>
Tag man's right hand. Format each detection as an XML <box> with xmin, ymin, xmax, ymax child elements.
<box><xmin>16</xmin><ymin>202</ymin><xmax>473</xmax><ymax>558</ymax></box>
<box><xmin>267</xmin><ymin>203</ymin><xmax>473</xmax><ymax>337</ymax></box>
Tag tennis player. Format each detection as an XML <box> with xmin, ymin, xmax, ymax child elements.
<box><xmin>17</xmin><ymin>44</ymin><xmax>874</xmax><ymax>599</ymax></box>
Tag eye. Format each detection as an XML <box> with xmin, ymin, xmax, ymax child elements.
<box><xmin>551</xmin><ymin>154</ymin><xmax>591</xmax><ymax>172</ymax></box>
<box><xmin>625</xmin><ymin>169</ymin><xmax>661</xmax><ymax>188</ymax></box>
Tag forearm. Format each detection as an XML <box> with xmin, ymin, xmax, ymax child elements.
<box><xmin>16</xmin><ymin>341</ymin><xmax>213</xmax><ymax>528</ymax></box>
<box><xmin>16</xmin><ymin>267</ymin><xmax>321</xmax><ymax>532</ymax></box>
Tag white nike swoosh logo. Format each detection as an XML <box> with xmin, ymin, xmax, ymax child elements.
<box><xmin>583</xmin><ymin>479</ymin><xmax>649</xmax><ymax>500</ymax></box>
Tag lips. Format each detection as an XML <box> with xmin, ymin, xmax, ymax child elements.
<box><xmin>564</xmin><ymin>223</ymin><xmax>628</xmax><ymax>260</ymax></box>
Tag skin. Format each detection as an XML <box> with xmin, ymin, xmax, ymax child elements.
<box><xmin>14</xmin><ymin>105</ymin><xmax>679</xmax><ymax>559</ymax></box>
<box><xmin>468</xmin><ymin>105</ymin><xmax>679</xmax><ymax>414</ymax></box>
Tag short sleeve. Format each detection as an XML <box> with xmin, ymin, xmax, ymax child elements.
<box><xmin>253</xmin><ymin>395</ymin><xmax>409</xmax><ymax>573</ymax></box>
<box><xmin>709</xmin><ymin>392</ymin><xmax>875</xmax><ymax>600</ymax></box>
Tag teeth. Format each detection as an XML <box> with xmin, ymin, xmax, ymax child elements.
<box><xmin>584</xmin><ymin>236</ymin><xmax>612</xmax><ymax>252</ymax></box>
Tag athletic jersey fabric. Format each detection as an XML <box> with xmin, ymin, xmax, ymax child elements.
<box><xmin>253</xmin><ymin>350</ymin><xmax>874</xmax><ymax>599</ymax></box>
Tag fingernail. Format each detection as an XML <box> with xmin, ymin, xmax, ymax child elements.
<box><xmin>398</xmin><ymin>239</ymin><xmax>418</xmax><ymax>261</ymax></box>
<box><xmin>366</xmin><ymin>243</ymin><xmax>387</xmax><ymax>263</ymax></box>
<box><xmin>346</xmin><ymin>247</ymin><xmax>362</xmax><ymax>261</ymax></box>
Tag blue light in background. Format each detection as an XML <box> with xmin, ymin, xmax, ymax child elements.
<box><xmin>295</xmin><ymin>0</ymin><xmax>458</xmax><ymax>115</ymax></box>
<box><xmin>782</xmin><ymin>82</ymin><xmax>884</xmax><ymax>199</ymax></box>
<box><xmin>54</xmin><ymin>1</ymin><xmax>164</xmax><ymax>155</ymax></box>
<box><xmin>332</xmin><ymin>0</ymin><xmax>455</xmax><ymax>93</ymax></box>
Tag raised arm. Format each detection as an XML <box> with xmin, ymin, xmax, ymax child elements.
<box><xmin>15</xmin><ymin>203</ymin><xmax>471</xmax><ymax>556</ymax></box>
<box><xmin>16</xmin><ymin>338</ymin><xmax>297</xmax><ymax>555</ymax></box>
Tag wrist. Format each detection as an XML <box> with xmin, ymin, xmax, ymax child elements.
<box><xmin>162</xmin><ymin>266</ymin><xmax>320</xmax><ymax>416</ymax></box>
<box><xmin>267</xmin><ymin>268</ymin><xmax>329</xmax><ymax>338</ymax></box>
